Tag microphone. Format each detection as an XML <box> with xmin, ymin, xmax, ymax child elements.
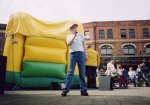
<box><xmin>74</xmin><ymin>31</ymin><xmax>77</xmax><ymax>37</ymax></box>
<box><xmin>75</xmin><ymin>31</ymin><xmax>77</xmax><ymax>34</ymax></box>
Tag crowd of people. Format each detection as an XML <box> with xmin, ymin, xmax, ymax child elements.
<box><xmin>105</xmin><ymin>59</ymin><xmax>150</xmax><ymax>88</ymax></box>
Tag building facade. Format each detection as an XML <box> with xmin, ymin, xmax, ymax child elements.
<box><xmin>0</xmin><ymin>24</ymin><xmax>6</xmax><ymax>55</ymax></box>
<box><xmin>83</xmin><ymin>20</ymin><xmax>150</xmax><ymax>69</ymax></box>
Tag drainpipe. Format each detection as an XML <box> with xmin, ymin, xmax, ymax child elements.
<box><xmin>93</xmin><ymin>22</ymin><xmax>97</xmax><ymax>50</ymax></box>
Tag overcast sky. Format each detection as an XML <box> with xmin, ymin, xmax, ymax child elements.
<box><xmin>0</xmin><ymin>0</ymin><xmax>150</xmax><ymax>24</ymax></box>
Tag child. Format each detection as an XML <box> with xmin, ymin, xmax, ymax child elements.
<box><xmin>128</xmin><ymin>67</ymin><xmax>136</xmax><ymax>87</ymax></box>
<box><xmin>118</xmin><ymin>66</ymin><xmax>123</xmax><ymax>87</ymax></box>
<box><xmin>123</xmin><ymin>68</ymin><xmax>128</xmax><ymax>87</ymax></box>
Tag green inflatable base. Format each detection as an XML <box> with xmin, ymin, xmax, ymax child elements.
<box><xmin>5</xmin><ymin>71</ymin><xmax>21</xmax><ymax>85</ymax></box>
<box><xmin>5</xmin><ymin>71</ymin><xmax>65</xmax><ymax>88</ymax></box>
<box><xmin>21</xmin><ymin>61</ymin><xmax>66</xmax><ymax>79</ymax></box>
<box><xmin>5</xmin><ymin>71</ymin><xmax>81</xmax><ymax>88</ymax></box>
<box><xmin>20</xmin><ymin>77</ymin><xmax>65</xmax><ymax>88</ymax></box>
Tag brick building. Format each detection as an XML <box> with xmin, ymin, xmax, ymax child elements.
<box><xmin>0</xmin><ymin>24</ymin><xmax>6</xmax><ymax>55</ymax></box>
<box><xmin>83</xmin><ymin>20</ymin><xmax>150</xmax><ymax>69</ymax></box>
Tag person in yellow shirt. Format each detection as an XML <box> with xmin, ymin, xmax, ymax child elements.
<box><xmin>85</xmin><ymin>46</ymin><xmax>100</xmax><ymax>88</ymax></box>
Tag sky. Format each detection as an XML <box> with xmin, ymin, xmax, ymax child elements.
<box><xmin>0</xmin><ymin>0</ymin><xmax>150</xmax><ymax>24</ymax></box>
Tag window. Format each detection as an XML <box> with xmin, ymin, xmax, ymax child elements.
<box><xmin>107</xmin><ymin>29</ymin><xmax>113</xmax><ymax>38</ymax></box>
<box><xmin>129</xmin><ymin>29</ymin><xmax>135</xmax><ymax>38</ymax></box>
<box><xmin>99</xmin><ymin>30</ymin><xmax>105</xmax><ymax>39</ymax></box>
<box><xmin>84</xmin><ymin>31</ymin><xmax>90</xmax><ymax>39</ymax></box>
<box><xmin>100</xmin><ymin>45</ymin><xmax>112</xmax><ymax>55</ymax></box>
<box><xmin>143</xmin><ymin>28</ymin><xmax>149</xmax><ymax>37</ymax></box>
<box><xmin>120</xmin><ymin>29</ymin><xmax>126</xmax><ymax>38</ymax></box>
<box><xmin>123</xmin><ymin>45</ymin><xmax>135</xmax><ymax>55</ymax></box>
<box><xmin>145</xmin><ymin>44</ymin><xmax>150</xmax><ymax>55</ymax></box>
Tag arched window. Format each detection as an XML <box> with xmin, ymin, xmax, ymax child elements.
<box><xmin>100</xmin><ymin>45</ymin><xmax>112</xmax><ymax>55</ymax></box>
<box><xmin>123</xmin><ymin>45</ymin><xmax>135</xmax><ymax>55</ymax></box>
<box><xmin>145</xmin><ymin>44</ymin><xmax>150</xmax><ymax>54</ymax></box>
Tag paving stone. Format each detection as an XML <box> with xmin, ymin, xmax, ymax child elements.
<box><xmin>0</xmin><ymin>87</ymin><xmax>150</xmax><ymax>105</ymax></box>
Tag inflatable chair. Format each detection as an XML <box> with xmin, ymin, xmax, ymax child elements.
<box><xmin>3</xmin><ymin>12</ymin><xmax>83</xmax><ymax>88</ymax></box>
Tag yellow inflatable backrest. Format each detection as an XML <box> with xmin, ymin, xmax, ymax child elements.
<box><xmin>23</xmin><ymin>37</ymin><xmax>68</xmax><ymax>64</ymax></box>
<box><xmin>25</xmin><ymin>36</ymin><xmax>67</xmax><ymax>49</ymax></box>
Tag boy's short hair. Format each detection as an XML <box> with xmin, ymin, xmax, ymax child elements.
<box><xmin>70</xmin><ymin>24</ymin><xmax>78</xmax><ymax>30</ymax></box>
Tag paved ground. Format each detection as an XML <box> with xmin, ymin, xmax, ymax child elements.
<box><xmin>0</xmin><ymin>87</ymin><xmax>150</xmax><ymax>105</ymax></box>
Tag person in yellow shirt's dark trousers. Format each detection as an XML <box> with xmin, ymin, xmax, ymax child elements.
<box><xmin>85</xmin><ymin>46</ymin><xmax>100</xmax><ymax>88</ymax></box>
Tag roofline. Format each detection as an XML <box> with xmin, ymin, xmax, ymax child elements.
<box><xmin>82</xmin><ymin>19</ymin><xmax>150</xmax><ymax>24</ymax></box>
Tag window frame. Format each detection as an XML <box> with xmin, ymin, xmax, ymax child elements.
<box><xmin>84</xmin><ymin>31</ymin><xmax>90</xmax><ymax>39</ymax></box>
<box><xmin>129</xmin><ymin>29</ymin><xmax>135</xmax><ymax>38</ymax></box>
<box><xmin>100</xmin><ymin>45</ymin><xmax>113</xmax><ymax>55</ymax></box>
<box><xmin>107</xmin><ymin>29</ymin><xmax>113</xmax><ymax>39</ymax></box>
<box><xmin>123</xmin><ymin>45</ymin><xmax>135</xmax><ymax>55</ymax></box>
<box><xmin>142</xmin><ymin>28</ymin><xmax>149</xmax><ymax>38</ymax></box>
<box><xmin>99</xmin><ymin>30</ymin><xmax>105</xmax><ymax>39</ymax></box>
<box><xmin>145</xmin><ymin>44</ymin><xmax>150</xmax><ymax>55</ymax></box>
<box><xmin>120</xmin><ymin>29</ymin><xmax>126</xmax><ymax>38</ymax></box>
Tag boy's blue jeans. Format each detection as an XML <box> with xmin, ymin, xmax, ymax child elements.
<box><xmin>129</xmin><ymin>76</ymin><xmax>136</xmax><ymax>87</ymax></box>
<box><xmin>64</xmin><ymin>51</ymin><xmax>87</xmax><ymax>92</ymax></box>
